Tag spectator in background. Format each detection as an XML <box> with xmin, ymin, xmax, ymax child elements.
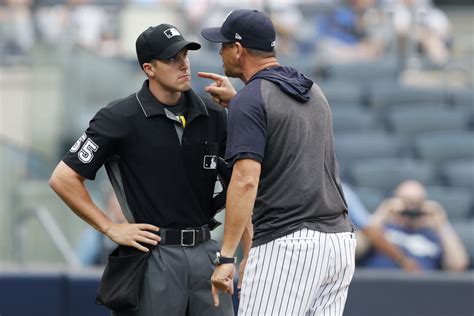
<box><xmin>364</xmin><ymin>180</ymin><xmax>469</xmax><ymax>271</ymax></box>
<box><xmin>316</xmin><ymin>0</ymin><xmax>384</xmax><ymax>63</ymax></box>
<box><xmin>33</xmin><ymin>1</ymin><xmax>69</xmax><ymax>46</ymax></box>
<box><xmin>388</xmin><ymin>0</ymin><xmax>452</xmax><ymax>65</ymax></box>
<box><xmin>342</xmin><ymin>183</ymin><xmax>421</xmax><ymax>272</ymax></box>
<box><xmin>267</xmin><ymin>0</ymin><xmax>305</xmax><ymax>56</ymax></box>
<box><xmin>0</xmin><ymin>0</ymin><xmax>35</xmax><ymax>62</ymax></box>
<box><xmin>66</xmin><ymin>0</ymin><xmax>121</xmax><ymax>56</ymax></box>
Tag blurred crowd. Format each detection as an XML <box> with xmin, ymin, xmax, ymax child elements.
<box><xmin>1</xmin><ymin>0</ymin><xmax>454</xmax><ymax>67</ymax></box>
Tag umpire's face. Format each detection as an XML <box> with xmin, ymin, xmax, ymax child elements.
<box><xmin>146</xmin><ymin>48</ymin><xmax>192</xmax><ymax>93</ymax></box>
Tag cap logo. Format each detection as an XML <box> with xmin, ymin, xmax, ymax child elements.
<box><xmin>271</xmin><ymin>41</ymin><xmax>276</xmax><ymax>47</ymax></box>
<box><xmin>235</xmin><ymin>33</ymin><xmax>242</xmax><ymax>40</ymax></box>
<box><xmin>164</xmin><ymin>28</ymin><xmax>181</xmax><ymax>38</ymax></box>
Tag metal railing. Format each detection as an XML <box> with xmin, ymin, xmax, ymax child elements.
<box><xmin>15</xmin><ymin>206</ymin><xmax>81</xmax><ymax>267</ymax></box>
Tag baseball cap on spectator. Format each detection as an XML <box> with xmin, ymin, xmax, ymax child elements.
<box><xmin>136</xmin><ymin>24</ymin><xmax>201</xmax><ymax>67</ymax></box>
<box><xmin>201</xmin><ymin>9</ymin><xmax>276</xmax><ymax>52</ymax></box>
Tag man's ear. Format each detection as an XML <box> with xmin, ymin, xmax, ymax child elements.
<box><xmin>143</xmin><ymin>63</ymin><xmax>155</xmax><ymax>77</ymax></box>
<box><xmin>235</xmin><ymin>42</ymin><xmax>244</xmax><ymax>59</ymax></box>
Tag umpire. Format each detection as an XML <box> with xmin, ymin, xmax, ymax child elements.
<box><xmin>49</xmin><ymin>24</ymin><xmax>235</xmax><ymax>315</ymax></box>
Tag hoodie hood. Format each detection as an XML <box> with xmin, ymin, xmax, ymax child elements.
<box><xmin>249</xmin><ymin>66</ymin><xmax>313</xmax><ymax>103</ymax></box>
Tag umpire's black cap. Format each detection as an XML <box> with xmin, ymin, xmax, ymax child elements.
<box><xmin>201</xmin><ymin>9</ymin><xmax>276</xmax><ymax>52</ymax></box>
<box><xmin>136</xmin><ymin>24</ymin><xmax>201</xmax><ymax>68</ymax></box>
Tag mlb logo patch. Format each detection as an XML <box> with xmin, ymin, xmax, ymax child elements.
<box><xmin>164</xmin><ymin>28</ymin><xmax>181</xmax><ymax>38</ymax></box>
<box><xmin>203</xmin><ymin>155</ymin><xmax>217</xmax><ymax>170</ymax></box>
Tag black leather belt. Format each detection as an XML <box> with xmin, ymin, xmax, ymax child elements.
<box><xmin>158</xmin><ymin>226</ymin><xmax>211</xmax><ymax>246</ymax></box>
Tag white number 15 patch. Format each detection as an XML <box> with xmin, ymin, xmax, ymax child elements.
<box><xmin>70</xmin><ymin>133</ymin><xmax>99</xmax><ymax>164</ymax></box>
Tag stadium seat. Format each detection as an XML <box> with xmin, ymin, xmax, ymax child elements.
<box><xmin>331</xmin><ymin>106</ymin><xmax>380</xmax><ymax>132</ymax></box>
<box><xmin>351</xmin><ymin>186</ymin><xmax>385</xmax><ymax>213</ymax></box>
<box><xmin>325</xmin><ymin>60</ymin><xmax>398</xmax><ymax>82</ymax></box>
<box><xmin>318</xmin><ymin>80</ymin><xmax>362</xmax><ymax>105</ymax></box>
<box><xmin>277</xmin><ymin>55</ymin><xmax>318</xmax><ymax>77</ymax></box>
<box><xmin>426</xmin><ymin>186</ymin><xmax>473</xmax><ymax>220</ymax></box>
<box><xmin>335</xmin><ymin>132</ymin><xmax>401</xmax><ymax>165</ymax></box>
<box><xmin>450</xmin><ymin>89</ymin><xmax>474</xmax><ymax>126</ymax></box>
<box><xmin>442</xmin><ymin>159</ymin><xmax>474</xmax><ymax>190</ymax></box>
<box><xmin>385</xmin><ymin>107</ymin><xmax>469</xmax><ymax>139</ymax></box>
<box><xmin>330</xmin><ymin>102</ymin><xmax>363</xmax><ymax>110</ymax></box>
<box><xmin>415</xmin><ymin>131</ymin><xmax>474</xmax><ymax>166</ymax></box>
<box><xmin>386</xmin><ymin>102</ymin><xmax>449</xmax><ymax>112</ymax></box>
<box><xmin>349</xmin><ymin>158</ymin><xmax>437</xmax><ymax>191</ymax></box>
<box><xmin>369</xmin><ymin>82</ymin><xmax>446</xmax><ymax>109</ymax></box>
<box><xmin>450</xmin><ymin>88</ymin><xmax>473</xmax><ymax>106</ymax></box>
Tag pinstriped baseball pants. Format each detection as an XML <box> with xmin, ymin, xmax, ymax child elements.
<box><xmin>238</xmin><ymin>229</ymin><xmax>356</xmax><ymax>316</ymax></box>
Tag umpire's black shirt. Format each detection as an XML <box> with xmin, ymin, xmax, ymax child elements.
<box><xmin>63</xmin><ymin>80</ymin><xmax>227</xmax><ymax>228</ymax></box>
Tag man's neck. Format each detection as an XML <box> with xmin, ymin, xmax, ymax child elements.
<box><xmin>242</xmin><ymin>57</ymin><xmax>279</xmax><ymax>83</ymax></box>
<box><xmin>148</xmin><ymin>79</ymin><xmax>181</xmax><ymax>106</ymax></box>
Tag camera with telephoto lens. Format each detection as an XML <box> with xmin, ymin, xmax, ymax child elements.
<box><xmin>400</xmin><ymin>208</ymin><xmax>424</xmax><ymax>219</ymax></box>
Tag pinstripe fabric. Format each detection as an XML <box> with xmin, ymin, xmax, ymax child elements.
<box><xmin>238</xmin><ymin>229</ymin><xmax>356</xmax><ymax>316</ymax></box>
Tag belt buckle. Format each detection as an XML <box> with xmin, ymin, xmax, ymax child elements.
<box><xmin>181</xmin><ymin>229</ymin><xmax>196</xmax><ymax>246</ymax></box>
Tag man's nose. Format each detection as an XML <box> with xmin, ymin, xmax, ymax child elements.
<box><xmin>179</xmin><ymin>58</ymin><xmax>189</xmax><ymax>70</ymax></box>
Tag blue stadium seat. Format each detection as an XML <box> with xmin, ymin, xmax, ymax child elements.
<box><xmin>331</xmin><ymin>106</ymin><xmax>380</xmax><ymax>132</ymax></box>
<box><xmin>415</xmin><ymin>131</ymin><xmax>474</xmax><ymax>166</ymax></box>
<box><xmin>335</xmin><ymin>132</ymin><xmax>401</xmax><ymax>165</ymax></box>
<box><xmin>426</xmin><ymin>186</ymin><xmax>473</xmax><ymax>220</ymax></box>
<box><xmin>330</xmin><ymin>102</ymin><xmax>363</xmax><ymax>110</ymax></box>
<box><xmin>442</xmin><ymin>159</ymin><xmax>474</xmax><ymax>190</ymax></box>
<box><xmin>277</xmin><ymin>55</ymin><xmax>318</xmax><ymax>77</ymax></box>
<box><xmin>369</xmin><ymin>82</ymin><xmax>446</xmax><ymax>109</ymax></box>
<box><xmin>450</xmin><ymin>89</ymin><xmax>474</xmax><ymax>126</ymax></box>
<box><xmin>386</xmin><ymin>102</ymin><xmax>449</xmax><ymax>112</ymax></box>
<box><xmin>385</xmin><ymin>107</ymin><xmax>469</xmax><ymax>138</ymax></box>
<box><xmin>450</xmin><ymin>88</ymin><xmax>473</xmax><ymax>106</ymax></box>
<box><xmin>318</xmin><ymin>80</ymin><xmax>362</xmax><ymax>105</ymax></box>
<box><xmin>326</xmin><ymin>60</ymin><xmax>398</xmax><ymax>82</ymax></box>
<box><xmin>351</xmin><ymin>186</ymin><xmax>385</xmax><ymax>213</ymax></box>
<box><xmin>349</xmin><ymin>158</ymin><xmax>437</xmax><ymax>191</ymax></box>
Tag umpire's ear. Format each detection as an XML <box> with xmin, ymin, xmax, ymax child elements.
<box><xmin>142</xmin><ymin>62</ymin><xmax>156</xmax><ymax>78</ymax></box>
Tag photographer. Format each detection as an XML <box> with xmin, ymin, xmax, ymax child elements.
<box><xmin>363</xmin><ymin>180</ymin><xmax>469</xmax><ymax>271</ymax></box>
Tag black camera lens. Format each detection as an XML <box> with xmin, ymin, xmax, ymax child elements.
<box><xmin>401</xmin><ymin>209</ymin><xmax>422</xmax><ymax>219</ymax></box>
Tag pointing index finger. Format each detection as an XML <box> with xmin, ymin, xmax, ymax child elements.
<box><xmin>211</xmin><ymin>284</ymin><xmax>220</xmax><ymax>307</ymax></box>
<box><xmin>197</xmin><ymin>72</ymin><xmax>222</xmax><ymax>82</ymax></box>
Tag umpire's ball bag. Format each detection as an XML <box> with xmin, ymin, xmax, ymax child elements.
<box><xmin>96</xmin><ymin>245</ymin><xmax>151</xmax><ymax>311</ymax></box>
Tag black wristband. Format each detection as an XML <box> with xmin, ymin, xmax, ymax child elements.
<box><xmin>213</xmin><ymin>252</ymin><xmax>236</xmax><ymax>265</ymax></box>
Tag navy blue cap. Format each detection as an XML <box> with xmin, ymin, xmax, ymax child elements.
<box><xmin>136</xmin><ymin>24</ymin><xmax>200</xmax><ymax>67</ymax></box>
<box><xmin>201</xmin><ymin>9</ymin><xmax>276</xmax><ymax>52</ymax></box>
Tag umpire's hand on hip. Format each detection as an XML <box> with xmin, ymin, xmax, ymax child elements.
<box><xmin>104</xmin><ymin>223</ymin><xmax>160</xmax><ymax>252</ymax></box>
<box><xmin>211</xmin><ymin>264</ymin><xmax>235</xmax><ymax>307</ymax></box>
<box><xmin>198</xmin><ymin>72</ymin><xmax>236</xmax><ymax>108</ymax></box>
